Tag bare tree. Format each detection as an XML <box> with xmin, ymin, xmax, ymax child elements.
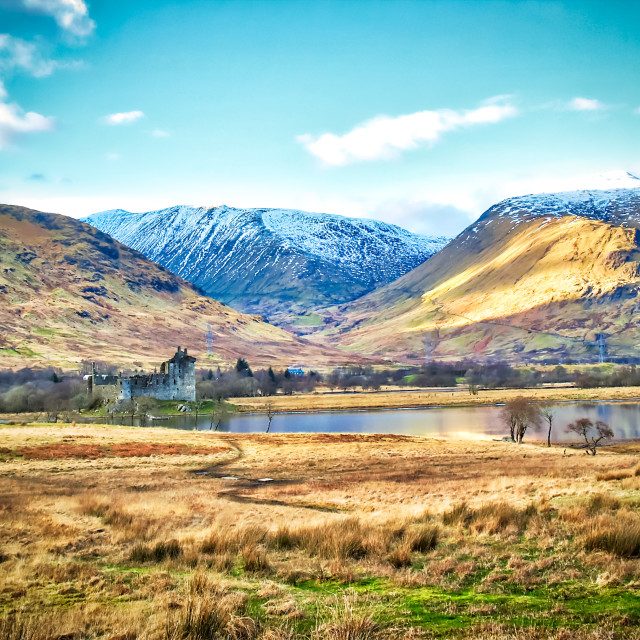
<box><xmin>188</xmin><ymin>399</ymin><xmax>207</xmax><ymax>429</ymax></box>
<box><xmin>209</xmin><ymin>399</ymin><xmax>230</xmax><ymax>431</ymax></box>
<box><xmin>327</xmin><ymin>371</ymin><xmax>341</xmax><ymax>392</ymax></box>
<box><xmin>566</xmin><ymin>419</ymin><xmax>614</xmax><ymax>455</ymax></box>
<box><xmin>265</xmin><ymin>401</ymin><xmax>277</xmax><ymax>433</ymax></box>
<box><xmin>44</xmin><ymin>395</ymin><xmax>64</xmax><ymax>423</ymax></box>
<box><xmin>540</xmin><ymin>405</ymin><xmax>554</xmax><ymax>447</ymax></box>
<box><xmin>105</xmin><ymin>401</ymin><xmax>118</xmax><ymax>425</ymax></box>
<box><xmin>501</xmin><ymin>397</ymin><xmax>542</xmax><ymax>443</ymax></box>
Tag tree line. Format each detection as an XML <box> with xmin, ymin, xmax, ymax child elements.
<box><xmin>1</xmin><ymin>358</ymin><xmax>640</xmax><ymax>415</ymax></box>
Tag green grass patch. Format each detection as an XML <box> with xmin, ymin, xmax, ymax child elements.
<box><xmin>290</xmin><ymin>313</ymin><xmax>324</xmax><ymax>327</ymax></box>
<box><xmin>286</xmin><ymin>574</ymin><xmax>640</xmax><ymax>636</ymax></box>
<box><xmin>32</xmin><ymin>327</ymin><xmax>57</xmax><ymax>337</ymax></box>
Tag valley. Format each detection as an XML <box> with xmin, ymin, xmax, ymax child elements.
<box><xmin>5</xmin><ymin>3</ymin><xmax>639</xmax><ymax>638</ymax></box>
<box><xmin>5</xmin><ymin>182</ymin><xmax>640</xmax><ymax>370</ymax></box>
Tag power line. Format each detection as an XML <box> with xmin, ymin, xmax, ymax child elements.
<box><xmin>206</xmin><ymin>323</ymin><xmax>214</xmax><ymax>356</ymax></box>
<box><xmin>598</xmin><ymin>333</ymin><xmax>606</xmax><ymax>364</ymax></box>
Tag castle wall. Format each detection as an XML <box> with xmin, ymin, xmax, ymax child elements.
<box><xmin>89</xmin><ymin>348</ymin><xmax>196</xmax><ymax>403</ymax></box>
<box><xmin>125</xmin><ymin>370</ymin><xmax>195</xmax><ymax>401</ymax></box>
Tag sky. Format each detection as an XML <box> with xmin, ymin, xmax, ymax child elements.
<box><xmin>1</xmin><ymin>0</ymin><xmax>640</xmax><ymax>237</ymax></box>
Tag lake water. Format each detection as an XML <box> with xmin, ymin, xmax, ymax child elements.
<box><xmin>106</xmin><ymin>401</ymin><xmax>640</xmax><ymax>441</ymax></box>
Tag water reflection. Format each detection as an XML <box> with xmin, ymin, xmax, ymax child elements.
<box><xmin>121</xmin><ymin>401</ymin><xmax>640</xmax><ymax>441</ymax></box>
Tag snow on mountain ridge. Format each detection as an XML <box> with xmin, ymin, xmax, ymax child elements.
<box><xmin>89</xmin><ymin>205</ymin><xmax>446</xmax><ymax>265</ymax></box>
<box><xmin>83</xmin><ymin>205</ymin><xmax>448</xmax><ymax>317</ymax></box>
<box><xmin>482</xmin><ymin>183</ymin><xmax>640</xmax><ymax>226</ymax></box>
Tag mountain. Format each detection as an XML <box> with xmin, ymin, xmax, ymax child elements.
<box><xmin>82</xmin><ymin>205</ymin><xmax>448</xmax><ymax>321</ymax></box>
<box><xmin>321</xmin><ymin>179</ymin><xmax>640</xmax><ymax>363</ymax></box>
<box><xmin>0</xmin><ymin>204</ymin><xmax>351</xmax><ymax>370</ymax></box>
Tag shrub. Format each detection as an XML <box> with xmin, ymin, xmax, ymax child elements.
<box><xmin>442</xmin><ymin>503</ymin><xmax>473</xmax><ymax>527</ymax></box>
<box><xmin>201</xmin><ymin>524</ymin><xmax>268</xmax><ymax>556</ymax></box>
<box><xmin>167</xmin><ymin>594</ymin><xmax>230</xmax><ymax>640</ymax></box>
<box><xmin>284</xmin><ymin>518</ymin><xmax>370</xmax><ymax>560</ymax></box>
<box><xmin>586</xmin><ymin>494</ymin><xmax>621</xmax><ymax>514</ymax></box>
<box><xmin>270</xmin><ymin>526</ymin><xmax>297</xmax><ymax>550</ymax></box>
<box><xmin>596</xmin><ymin>470</ymin><xmax>633</xmax><ymax>482</ymax></box>
<box><xmin>316</xmin><ymin>594</ymin><xmax>379</xmax><ymax>640</ymax></box>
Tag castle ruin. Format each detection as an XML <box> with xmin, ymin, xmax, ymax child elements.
<box><xmin>87</xmin><ymin>347</ymin><xmax>196</xmax><ymax>402</ymax></box>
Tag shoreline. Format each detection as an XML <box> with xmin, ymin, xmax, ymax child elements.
<box><xmin>229</xmin><ymin>385</ymin><xmax>640</xmax><ymax>414</ymax></box>
<box><xmin>4</xmin><ymin>385</ymin><xmax>640</xmax><ymax>422</ymax></box>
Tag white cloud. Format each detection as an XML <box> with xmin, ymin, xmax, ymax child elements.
<box><xmin>21</xmin><ymin>0</ymin><xmax>95</xmax><ymax>38</ymax></box>
<box><xmin>0</xmin><ymin>81</ymin><xmax>55</xmax><ymax>149</ymax></box>
<box><xmin>152</xmin><ymin>129</ymin><xmax>170</xmax><ymax>138</ymax></box>
<box><xmin>0</xmin><ymin>34</ymin><xmax>64</xmax><ymax>77</ymax></box>
<box><xmin>568</xmin><ymin>97</ymin><xmax>604</xmax><ymax>111</ymax></box>
<box><xmin>105</xmin><ymin>152</ymin><xmax>120</xmax><ymax>160</ymax></box>
<box><xmin>104</xmin><ymin>110</ymin><xmax>145</xmax><ymax>125</ymax></box>
<box><xmin>297</xmin><ymin>98</ymin><xmax>518</xmax><ymax>166</ymax></box>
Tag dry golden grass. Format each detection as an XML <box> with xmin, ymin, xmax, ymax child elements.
<box><xmin>231</xmin><ymin>385</ymin><xmax>640</xmax><ymax>413</ymax></box>
<box><xmin>1</xmin><ymin>422</ymin><xmax>640</xmax><ymax>638</ymax></box>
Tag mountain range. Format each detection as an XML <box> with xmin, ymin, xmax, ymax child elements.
<box><xmin>4</xmin><ymin>174</ymin><xmax>640</xmax><ymax>369</ymax></box>
<box><xmin>0</xmin><ymin>204</ymin><xmax>350</xmax><ymax>369</ymax></box>
<box><xmin>83</xmin><ymin>205</ymin><xmax>448</xmax><ymax>321</ymax></box>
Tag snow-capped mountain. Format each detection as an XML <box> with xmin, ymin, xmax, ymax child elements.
<box><xmin>83</xmin><ymin>205</ymin><xmax>448</xmax><ymax>317</ymax></box>
<box><xmin>324</xmin><ymin>178</ymin><xmax>640</xmax><ymax>363</ymax></box>
<box><xmin>478</xmin><ymin>172</ymin><xmax>640</xmax><ymax>228</ymax></box>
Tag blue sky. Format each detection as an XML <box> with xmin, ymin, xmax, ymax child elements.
<box><xmin>1</xmin><ymin>0</ymin><xmax>639</xmax><ymax>236</ymax></box>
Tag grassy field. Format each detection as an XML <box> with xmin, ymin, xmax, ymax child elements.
<box><xmin>230</xmin><ymin>385</ymin><xmax>640</xmax><ymax>413</ymax></box>
<box><xmin>1</xmin><ymin>423</ymin><xmax>640</xmax><ymax>639</ymax></box>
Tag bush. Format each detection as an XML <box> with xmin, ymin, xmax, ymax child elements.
<box><xmin>202</xmin><ymin>524</ymin><xmax>268</xmax><ymax>556</ymax></box>
<box><xmin>241</xmin><ymin>546</ymin><xmax>269</xmax><ymax>573</ymax></box>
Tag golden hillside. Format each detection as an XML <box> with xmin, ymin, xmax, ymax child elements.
<box><xmin>0</xmin><ymin>205</ymin><xmax>348</xmax><ymax>370</ymax></box>
<box><xmin>321</xmin><ymin>211</ymin><xmax>640</xmax><ymax>362</ymax></box>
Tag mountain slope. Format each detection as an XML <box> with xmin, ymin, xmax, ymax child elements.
<box><xmin>83</xmin><ymin>205</ymin><xmax>448</xmax><ymax>319</ymax></box>
<box><xmin>321</xmin><ymin>183</ymin><xmax>640</xmax><ymax>362</ymax></box>
<box><xmin>0</xmin><ymin>204</ymin><xmax>349</xmax><ymax>369</ymax></box>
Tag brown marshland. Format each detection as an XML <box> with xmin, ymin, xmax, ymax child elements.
<box><xmin>1</xmin><ymin>423</ymin><xmax>639</xmax><ymax>639</ymax></box>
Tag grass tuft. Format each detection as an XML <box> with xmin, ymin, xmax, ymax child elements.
<box><xmin>582</xmin><ymin>517</ymin><xmax>640</xmax><ymax>557</ymax></box>
<box><xmin>130</xmin><ymin>540</ymin><xmax>182</xmax><ymax>563</ymax></box>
